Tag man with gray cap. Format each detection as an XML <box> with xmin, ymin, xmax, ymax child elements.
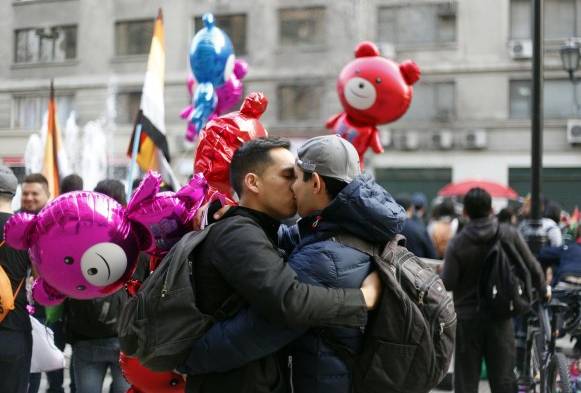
<box><xmin>0</xmin><ymin>165</ymin><xmax>33</xmax><ymax>393</ymax></box>
<box><xmin>180</xmin><ymin>135</ymin><xmax>406</xmax><ymax>393</ymax></box>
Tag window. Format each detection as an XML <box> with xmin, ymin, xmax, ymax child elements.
<box><xmin>14</xmin><ymin>25</ymin><xmax>77</xmax><ymax>64</ymax></box>
<box><xmin>378</xmin><ymin>3</ymin><xmax>456</xmax><ymax>46</ymax></box>
<box><xmin>12</xmin><ymin>95</ymin><xmax>75</xmax><ymax>130</ymax></box>
<box><xmin>510</xmin><ymin>0</ymin><xmax>576</xmax><ymax>40</ymax></box>
<box><xmin>117</xmin><ymin>92</ymin><xmax>141</xmax><ymax>124</ymax></box>
<box><xmin>510</xmin><ymin>79</ymin><xmax>580</xmax><ymax>119</ymax></box>
<box><xmin>279</xmin><ymin>7</ymin><xmax>325</xmax><ymax>46</ymax></box>
<box><xmin>194</xmin><ymin>14</ymin><xmax>247</xmax><ymax>55</ymax></box>
<box><xmin>404</xmin><ymin>82</ymin><xmax>456</xmax><ymax>121</ymax></box>
<box><xmin>115</xmin><ymin>20</ymin><xmax>154</xmax><ymax>56</ymax></box>
<box><xmin>278</xmin><ymin>84</ymin><xmax>323</xmax><ymax>121</ymax></box>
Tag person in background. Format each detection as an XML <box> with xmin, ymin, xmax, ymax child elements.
<box><xmin>396</xmin><ymin>194</ymin><xmax>437</xmax><ymax>259</ymax></box>
<box><xmin>428</xmin><ymin>198</ymin><xmax>460</xmax><ymax>259</ymax></box>
<box><xmin>411</xmin><ymin>192</ymin><xmax>429</xmax><ymax>224</ymax></box>
<box><xmin>21</xmin><ymin>173</ymin><xmax>66</xmax><ymax>393</ymax></box>
<box><xmin>497</xmin><ymin>207</ymin><xmax>518</xmax><ymax>226</ymax></box>
<box><xmin>0</xmin><ymin>165</ymin><xmax>33</xmax><ymax>393</ymax></box>
<box><xmin>60</xmin><ymin>174</ymin><xmax>84</xmax><ymax>194</ymax></box>
<box><xmin>65</xmin><ymin>179</ymin><xmax>130</xmax><ymax>393</ymax></box>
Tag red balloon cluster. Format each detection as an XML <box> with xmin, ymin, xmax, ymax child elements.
<box><xmin>194</xmin><ymin>92</ymin><xmax>269</xmax><ymax>198</ymax></box>
<box><xmin>120</xmin><ymin>353</ymin><xmax>186</xmax><ymax>393</ymax></box>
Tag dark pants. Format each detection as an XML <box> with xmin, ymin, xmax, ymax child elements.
<box><xmin>0</xmin><ymin>328</ymin><xmax>33</xmax><ymax>393</ymax></box>
<box><xmin>28</xmin><ymin>320</ymin><xmax>66</xmax><ymax>393</ymax></box>
<box><xmin>455</xmin><ymin>317</ymin><xmax>517</xmax><ymax>393</ymax></box>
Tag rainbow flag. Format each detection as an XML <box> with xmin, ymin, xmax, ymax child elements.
<box><xmin>41</xmin><ymin>81</ymin><xmax>66</xmax><ymax>198</ymax></box>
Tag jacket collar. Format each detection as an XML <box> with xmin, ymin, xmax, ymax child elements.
<box><xmin>224</xmin><ymin>206</ymin><xmax>281</xmax><ymax>246</ymax></box>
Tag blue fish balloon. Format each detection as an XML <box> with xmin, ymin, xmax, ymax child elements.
<box><xmin>188</xmin><ymin>13</ymin><xmax>235</xmax><ymax>136</ymax></box>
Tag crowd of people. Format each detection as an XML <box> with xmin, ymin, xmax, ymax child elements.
<box><xmin>0</xmin><ymin>135</ymin><xmax>579</xmax><ymax>393</ymax></box>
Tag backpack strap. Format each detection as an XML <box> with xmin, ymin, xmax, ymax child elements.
<box><xmin>0</xmin><ymin>240</ymin><xmax>24</xmax><ymax>299</ymax></box>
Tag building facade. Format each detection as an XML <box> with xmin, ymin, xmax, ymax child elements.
<box><xmin>0</xmin><ymin>0</ymin><xmax>580</xmax><ymax>208</ymax></box>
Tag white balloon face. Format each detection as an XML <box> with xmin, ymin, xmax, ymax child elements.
<box><xmin>80</xmin><ymin>242</ymin><xmax>128</xmax><ymax>287</ymax></box>
<box><xmin>344</xmin><ymin>77</ymin><xmax>377</xmax><ymax>110</ymax></box>
<box><xmin>223</xmin><ymin>55</ymin><xmax>235</xmax><ymax>84</ymax></box>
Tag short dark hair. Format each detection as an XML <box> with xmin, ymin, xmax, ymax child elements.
<box><xmin>0</xmin><ymin>193</ymin><xmax>13</xmax><ymax>203</ymax></box>
<box><xmin>302</xmin><ymin>171</ymin><xmax>348</xmax><ymax>200</ymax></box>
<box><xmin>497</xmin><ymin>207</ymin><xmax>515</xmax><ymax>224</ymax></box>
<box><xmin>94</xmin><ymin>179</ymin><xmax>127</xmax><ymax>206</ymax></box>
<box><xmin>230</xmin><ymin>137</ymin><xmax>291</xmax><ymax>197</ymax></box>
<box><xmin>60</xmin><ymin>174</ymin><xmax>83</xmax><ymax>194</ymax></box>
<box><xmin>395</xmin><ymin>194</ymin><xmax>412</xmax><ymax>211</ymax></box>
<box><xmin>463</xmin><ymin>187</ymin><xmax>492</xmax><ymax>219</ymax></box>
<box><xmin>23</xmin><ymin>173</ymin><xmax>49</xmax><ymax>189</ymax></box>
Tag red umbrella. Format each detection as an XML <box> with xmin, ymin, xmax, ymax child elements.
<box><xmin>438</xmin><ymin>179</ymin><xmax>519</xmax><ymax>199</ymax></box>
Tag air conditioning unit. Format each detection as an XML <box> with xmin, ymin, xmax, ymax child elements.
<box><xmin>378</xmin><ymin>42</ymin><xmax>396</xmax><ymax>59</ymax></box>
<box><xmin>462</xmin><ymin>129</ymin><xmax>487</xmax><ymax>150</ymax></box>
<box><xmin>567</xmin><ymin>119</ymin><xmax>581</xmax><ymax>144</ymax></box>
<box><xmin>437</xmin><ymin>2</ymin><xmax>457</xmax><ymax>17</ymax></box>
<box><xmin>508</xmin><ymin>39</ymin><xmax>533</xmax><ymax>60</ymax></box>
<box><xmin>394</xmin><ymin>132</ymin><xmax>420</xmax><ymax>151</ymax></box>
<box><xmin>378</xmin><ymin>127</ymin><xmax>392</xmax><ymax>148</ymax></box>
<box><xmin>431</xmin><ymin>130</ymin><xmax>454</xmax><ymax>150</ymax></box>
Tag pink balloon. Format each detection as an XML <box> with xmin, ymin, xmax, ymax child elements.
<box><xmin>5</xmin><ymin>192</ymin><xmax>144</xmax><ymax>304</ymax></box>
<box><xmin>127</xmin><ymin>172</ymin><xmax>208</xmax><ymax>257</ymax></box>
<box><xmin>32</xmin><ymin>278</ymin><xmax>67</xmax><ymax>306</ymax></box>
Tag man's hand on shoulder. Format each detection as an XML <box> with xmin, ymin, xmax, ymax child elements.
<box><xmin>360</xmin><ymin>271</ymin><xmax>382</xmax><ymax>310</ymax></box>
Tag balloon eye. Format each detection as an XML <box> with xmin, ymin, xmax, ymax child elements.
<box><xmin>170</xmin><ymin>379</ymin><xmax>179</xmax><ymax>387</ymax></box>
<box><xmin>87</xmin><ymin>268</ymin><xmax>98</xmax><ymax>276</ymax></box>
<box><xmin>358</xmin><ymin>83</ymin><xmax>364</xmax><ymax>89</ymax></box>
<box><xmin>376</xmin><ymin>77</ymin><xmax>382</xmax><ymax>84</ymax></box>
<box><xmin>64</xmin><ymin>256</ymin><xmax>74</xmax><ymax>265</ymax></box>
<box><xmin>76</xmin><ymin>285</ymin><xmax>86</xmax><ymax>291</ymax></box>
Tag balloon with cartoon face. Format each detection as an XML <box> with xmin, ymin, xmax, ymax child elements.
<box><xmin>4</xmin><ymin>192</ymin><xmax>145</xmax><ymax>305</ymax></box>
<box><xmin>327</xmin><ymin>41</ymin><xmax>421</xmax><ymax>164</ymax></box>
<box><xmin>4</xmin><ymin>172</ymin><xmax>209</xmax><ymax>305</ymax></box>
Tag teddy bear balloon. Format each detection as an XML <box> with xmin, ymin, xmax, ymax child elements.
<box><xmin>327</xmin><ymin>41</ymin><xmax>421</xmax><ymax>165</ymax></box>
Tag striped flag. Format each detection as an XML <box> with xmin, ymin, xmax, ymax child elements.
<box><xmin>127</xmin><ymin>9</ymin><xmax>178</xmax><ymax>191</ymax></box>
<box><xmin>41</xmin><ymin>81</ymin><xmax>68</xmax><ymax>198</ymax></box>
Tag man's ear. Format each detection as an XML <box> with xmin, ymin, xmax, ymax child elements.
<box><xmin>312</xmin><ymin>173</ymin><xmax>324</xmax><ymax>195</ymax></box>
<box><xmin>243</xmin><ymin>173</ymin><xmax>260</xmax><ymax>195</ymax></box>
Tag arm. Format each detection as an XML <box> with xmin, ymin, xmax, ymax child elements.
<box><xmin>181</xmin><ymin>307</ymin><xmax>305</xmax><ymax>375</ymax></box>
<box><xmin>440</xmin><ymin>240</ymin><xmax>461</xmax><ymax>291</ymax></box>
<box><xmin>512</xmin><ymin>229</ymin><xmax>547</xmax><ymax>296</ymax></box>
<box><xmin>212</xmin><ymin>219</ymin><xmax>367</xmax><ymax>328</ymax></box>
<box><xmin>537</xmin><ymin>246</ymin><xmax>562</xmax><ymax>269</ymax></box>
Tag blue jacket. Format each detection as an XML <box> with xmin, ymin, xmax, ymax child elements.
<box><xmin>538</xmin><ymin>241</ymin><xmax>581</xmax><ymax>285</ymax></box>
<box><xmin>183</xmin><ymin>174</ymin><xmax>405</xmax><ymax>392</ymax></box>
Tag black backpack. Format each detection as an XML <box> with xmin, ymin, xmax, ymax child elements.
<box><xmin>117</xmin><ymin>224</ymin><xmax>242</xmax><ymax>371</ymax></box>
<box><xmin>66</xmin><ymin>289</ymin><xmax>128</xmax><ymax>339</ymax></box>
<box><xmin>327</xmin><ymin>234</ymin><xmax>456</xmax><ymax>393</ymax></box>
<box><xmin>478</xmin><ymin>228</ymin><xmax>533</xmax><ymax>319</ymax></box>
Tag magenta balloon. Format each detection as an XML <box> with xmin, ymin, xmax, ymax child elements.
<box><xmin>5</xmin><ymin>192</ymin><xmax>142</xmax><ymax>302</ymax></box>
<box><xmin>126</xmin><ymin>172</ymin><xmax>208</xmax><ymax>256</ymax></box>
<box><xmin>32</xmin><ymin>278</ymin><xmax>67</xmax><ymax>306</ymax></box>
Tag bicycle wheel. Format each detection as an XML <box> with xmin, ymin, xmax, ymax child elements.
<box><xmin>547</xmin><ymin>352</ymin><xmax>572</xmax><ymax>393</ymax></box>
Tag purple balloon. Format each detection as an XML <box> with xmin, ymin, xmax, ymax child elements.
<box><xmin>5</xmin><ymin>192</ymin><xmax>143</xmax><ymax>303</ymax></box>
<box><xmin>126</xmin><ymin>172</ymin><xmax>208</xmax><ymax>256</ymax></box>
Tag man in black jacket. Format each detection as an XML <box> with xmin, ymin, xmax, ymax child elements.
<box><xmin>182</xmin><ymin>137</ymin><xmax>380</xmax><ymax>393</ymax></box>
<box><xmin>440</xmin><ymin>187</ymin><xmax>548</xmax><ymax>393</ymax></box>
<box><xmin>0</xmin><ymin>165</ymin><xmax>33</xmax><ymax>393</ymax></box>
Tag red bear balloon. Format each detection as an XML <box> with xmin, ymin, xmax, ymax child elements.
<box><xmin>327</xmin><ymin>41</ymin><xmax>421</xmax><ymax>165</ymax></box>
<box><xmin>120</xmin><ymin>352</ymin><xmax>186</xmax><ymax>393</ymax></box>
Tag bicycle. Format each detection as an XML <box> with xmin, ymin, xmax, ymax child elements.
<box><xmin>519</xmin><ymin>289</ymin><xmax>574</xmax><ymax>393</ymax></box>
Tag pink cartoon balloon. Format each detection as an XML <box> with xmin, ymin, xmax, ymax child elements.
<box><xmin>126</xmin><ymin>172</ymin><xmax>208</xmax><ymax>257</ymax></box>
<box><xmin>4</xmin><ymin>172</ymin><xmax>210</xmax><ymax>305</ymax></box>
<box><xmin>5</xmin><ymin>192</ymin><xmax>145</xmax><ymax>304</ymax></box>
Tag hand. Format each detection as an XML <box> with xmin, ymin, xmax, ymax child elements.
<box><xmin>360</xmin><ymin>271</ymin><xmax>382</xmax><ymax>310</ymax></box>
<box><xmin>212</xmin><ymin>204</ymin><xmax>231</xmax><ymax>221</ymax></box>
<box><xmin>545</xmin><ymin>285</ymin><xmax>552</xmax><ymax>301</ymax></box>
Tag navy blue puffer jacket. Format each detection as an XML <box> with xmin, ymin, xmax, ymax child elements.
<box><xmin>181</xmin><ymin>174</ymin><xmax>405</xmax><ymax>393</ymax></box>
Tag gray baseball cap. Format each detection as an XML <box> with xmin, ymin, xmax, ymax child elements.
<box><xmin>0</xmin><ymin>165</ymin><xmax>17</xmax><ymax>196</ymax></box>
<box><xmin>296</xmin><ymin>135</ymin><xmax>361</xmax><ymax>183</ymax></box>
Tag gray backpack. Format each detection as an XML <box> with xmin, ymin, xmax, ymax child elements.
<box><xmin>326</xmin><ymin>234</ymin><xmax>456</xmax><ymax>393</ymax></box>
<box><xmin>117</xmin><ymin>224</ymin><xmax>242</xmax><ymax>371</ymax></box>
